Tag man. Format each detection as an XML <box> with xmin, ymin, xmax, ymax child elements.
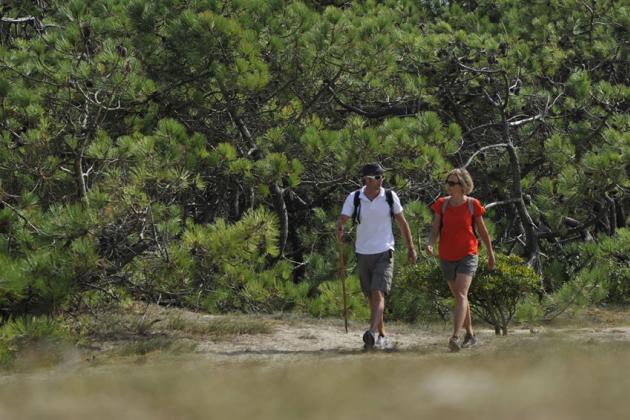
<box><xmin>336</xmin><ymin>163</ymin><xmax>417</xmax><ymax>350</ymax></box>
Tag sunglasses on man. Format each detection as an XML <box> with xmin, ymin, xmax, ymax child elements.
<box><xmin>366</xmin><ymin>175</ymin><xmax>384</xmax><ymax>180</ymax></box>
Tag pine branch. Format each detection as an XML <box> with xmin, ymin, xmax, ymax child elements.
<box><xmin>0</xmin><ymin>199</ymin><xmax>46</xmax><ymax>236</ymax></box>
<box><xmin>326</xmin><ymin>82</ymin><xmax>427</xmax><ymax>118</ymax></box>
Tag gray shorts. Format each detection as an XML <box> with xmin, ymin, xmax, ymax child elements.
<box><xmin>440</xmin><ymin>254</ymin><xmax>479</xmax><ymax>282</ymax></box>
<box><xmin>357</xmin><ymin>250</ymin><xmax>394</xmax><ymax>297</ymax></box>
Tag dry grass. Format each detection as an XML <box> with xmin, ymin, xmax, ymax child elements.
<box><xmin>0</xmin><ymin>340</ymin><xmax>628</xmax><ymax>420</ymax></box>
<box><xmin>165</xmin><ymin>313</ymin><xmax>274</xmax><ymax>337</ymax></box>
<box><xmin>114</xmin><ymin>336</ymin><xmax>197</xmax><ymax>357</ymax></box>
<box><xmin>1</xmin><ymin>307</ymin><xmax>628</xmax><ymax>419</ymax></box>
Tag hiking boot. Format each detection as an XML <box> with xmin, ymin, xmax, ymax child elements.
<box><xmin>462</xmin><ymin>333</ymin><xmax>477</xmax><ymax>348</ymax></box>
<box><xmin>363</xmin><ymin>330</ymin><xmax>376</xmax><ymax>350</ymax></box>
<box><xmin>448</xmin><ymin>336</ymin><xmax>461</xmax><ymax>352</ymax></box>
<box><xmin>375</xmin><ymin>334</ymin><xmax>390</xmax><ymax>350</ymax></box>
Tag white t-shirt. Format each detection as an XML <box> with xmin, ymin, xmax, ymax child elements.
<box><xmin>341</xmin><ymin>187</ymin><xmax>403</xmax><ymax>255</ymax></box>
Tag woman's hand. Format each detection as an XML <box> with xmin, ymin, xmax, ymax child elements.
<box><xmin>426</xmin><ymin>244</ymin><xmax>434</xmax><ymax>256</ymax></box>
<box><xmin>408</xmin><ymin>248</ymin><xmax>418</xmax><ymax>264</ymax></box>
<box><xmin>488</xmin><ymin>253</ymin><xmax>496</xmax><ymax>271</ymax></box>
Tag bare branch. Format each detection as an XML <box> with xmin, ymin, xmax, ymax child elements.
<box><xmin>455</xmin><ymin>61</ymin><xmax>504</xmax><ymax>74</ymax></box>
<box><xmin>461</xmin><ymin>121</ymin><xmax>502</xmax><ymax>139</ymax></box>
<box><xmin>508</xmin><ymin>114</ymin><xmax>545</xmax><ymax>127</ymax></box>
<box><xmin>0</xmin><ymin>16</ymin><xmax>61</xmax><ymax>33</ymax></box>
<box><xmin>508</xmin><ymin>93</ymin><xmax>562</xmax><ymax>127</ymax></box>
<box><xmin>462</xmin><ymin>143</ymin><xmax>510</xmax><ymax>168</ymax></box>
<box><xmin>326</xmin><ymin>82</ymin><xmax>424</xmax><ymax>118</ymax></box>
<box><xmin>485</xmin><ymin>198</ymin><xmax>522</xmax><ymax>210</ymax></box>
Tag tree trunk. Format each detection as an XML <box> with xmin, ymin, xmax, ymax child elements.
<box><xmin>271</xmin><ymin>182</ymin><xmax>288</xmax><ymax>256</ymax></box>
<box><xmin>617</xmin><ymin>198</ymin><xmax>626</xmax><ymax>228</ymax></box>
<box><xmin>233</xmin><ymin>187</ymin><xmax>241</xmax><ymax>220</ymax></box>
<box><xmin>506</xmin><ymin>141</ymin><xmax>541</xmax><ymax>273</ymax></box>
<box><xmin>74</xmin><ymin>153</ymin><xmax>88</xmax><ymax>204</ymax></box>
<box><xmin>605</xmin><ymin>193</ymin><xmax>616</xmax><ymax>236</ymax></box>
<box><xmin>498</xmin><ymin>306</ymin><xmax>509</xmax><ymax>336</ymax></box>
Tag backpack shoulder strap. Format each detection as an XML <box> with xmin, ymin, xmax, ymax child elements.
<box><xmin>385</xmin><ymin>189</ymin><xmax>394</xmax><ymax>218</ymax></box>
<box><xmin>354</xmin><ymin>189</ymin><xmax>361</xmax><ymax>207</ymax></box>
<box><xmin>441</xmin><ymin>196</ymin><xmax>451</xmax><ymax>216</ymax></box>
<box><xmin>438</xmin><ymin>196</ymin><xmax>450</xmax><ymax>233</ymax></box>
<box><xmin>351</xmin><ymin>190</ymin><xmax>362</xmax><ymax>224</ymax></box>
<box><xmin>467</xmin><ymin>197</ymin><xmax>479</xmax><ymax>240</ymax></box>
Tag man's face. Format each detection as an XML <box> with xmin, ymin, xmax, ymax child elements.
<box><xmin>365</xmin><ymin>174</ymin><xmax>384</xmax><ymax>187</ymax></box>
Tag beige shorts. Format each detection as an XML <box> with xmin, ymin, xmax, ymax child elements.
<box><xmin>440</xmin><ymin>254</ymin><xmax>479</xmax><ymax>282</ymax></box>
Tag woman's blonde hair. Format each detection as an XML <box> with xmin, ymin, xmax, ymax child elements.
<box><xmin>446</xmin><ymin>168</ymin><xmax>474</xmax><ymax>195</ymax></box>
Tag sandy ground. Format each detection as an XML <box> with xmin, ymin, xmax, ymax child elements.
<box><xmin>190</xmin><ymin>312</ymin><xmax>630</xmax><ymax>362</ymax></box>
<box><xmin>2</xmin><ymin>304</ymin><xmax>630</xmax><ymax>375</ymax></box>
<box><xmin>70</xmin><ymin>302</ymin><xmax>630</xmax><ymax>364</ymax></box>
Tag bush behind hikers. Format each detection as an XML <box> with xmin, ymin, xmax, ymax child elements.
<box><xmin>391</xmin><ymin>253</ymin><xmax>541</xmax><ymax>334</ymax></box>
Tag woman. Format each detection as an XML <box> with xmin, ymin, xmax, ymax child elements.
<box><xmin>426</xmin><ymin>168</ymin><xmax>495</xmax><ymax>352</ymax></box>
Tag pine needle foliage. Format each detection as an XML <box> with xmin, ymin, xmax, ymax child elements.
<box><xmin>0</xmin><ymin>0</ymin><xmax>628</xmax><ymax>322</ymax></box>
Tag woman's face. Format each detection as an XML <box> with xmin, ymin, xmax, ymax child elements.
<box><xmin>445</xmin><ymin>175</ymin><xmax>463</xmax><ymax>194</ymax></box>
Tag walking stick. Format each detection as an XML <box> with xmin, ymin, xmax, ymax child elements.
<box><xmin>337</xmin><ymin>238</ymin><xmax>349</xmax><ymax>333</ymax></box>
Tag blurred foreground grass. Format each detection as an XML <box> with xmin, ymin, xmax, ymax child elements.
<box><xmin>0</xmin><ymin>338</ymin><xmax>628</xmax><ymax>420</ymax></box>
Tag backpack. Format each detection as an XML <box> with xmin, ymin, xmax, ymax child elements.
<box><xmin>440</xmin><ymin>196</ymin><xmax>478</xmax><ymax>239</ymax></box>
<box><xmin>352</xmin><ymin>189</ymin><xmax>395</xmax><ymax>225</ymax></box>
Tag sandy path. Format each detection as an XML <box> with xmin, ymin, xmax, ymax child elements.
<box><xmin>192</xmin><ymin>314</ymin><xmax>630</xmax><ymax>362</ymax></box>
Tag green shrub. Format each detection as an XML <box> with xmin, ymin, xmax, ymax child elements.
<box><xmin>308</xmin><ymin>275</ymin><xmax>370</xmax><ymax>320</ymax></box>
<box><xmin>388</xmin><ymin>260</ymin><xmax>450</xmax><ymax>323</ymax></box>
<box><xmin>533</xmin><ymin>229</ymin><xmax>630</xmax><ymax>321</ymax></box>
<box><xmin>392</xmin><ymin>254</ymin><xmax>541</xmax><ymax>334</ymax></box>
<box><xmin>195</xmin><ymin>261</ymin><xmax>312</xmax><ymax>314</ymax></box>
<box><xmin>471</xmin><ymin>254</ymin><xmax>542</xmax><ymax>335</ymax></box>
<box><xmin>0</xmin><ymin>203</ymin><xmax>102</xmax><ymax>319</ymax></box>
<box><xmin>125</xmin><ymin>207</ymin><xmax>313</xmax><ymax>314</ymax></box>
<box><xmin>597</xmin><ymin>229</ymin><xmax>630</xmax><ymax>305</ymax></box>
<box><xmin>604</xmin><ymin>261</ymin><xmax>630</xmax><ymax>305</ymax></box>
<box><xmin>0</xmin><ymin>316</ymin><xmax>69</xmax><ymax>368</ymax></box>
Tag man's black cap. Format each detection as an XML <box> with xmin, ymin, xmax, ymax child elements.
<box><xmin>361</xmin><ymin>163</ymin><xmax>385</xmax><ymax>176</ymax></box>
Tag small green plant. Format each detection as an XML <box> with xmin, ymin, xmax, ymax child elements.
<box><xmin>595</xmin><ymin>229</ymin><xmax>630</xmax><ymax>305</ymax></box>
<box><xmin>471</xmin><ymin>254</ymin><xmax>542</xmax><ymax>335</ymax></box>
<box><xmin>527</xmin><ymin>229</ymin><xmax>630</xmax><ymax>322</ymax></box>
<box><xmin>388</xmin><ymin>260</ymin><xmax>450</xmax><ymax>323</ymax></box>
<box><xmin>393</xmin><ymin>254</ymin><xmax>541</xmax><ymax>334</ymax></box>
<box><xmin>0</xmin><ymin>316</ymin><xmax>70</xmax><ymax>368</ymax></box>
<box><xmin>307</xmin><ymin>276</ymin><xmax>370</xmax><ymax>320</ymax></box>
<box><xmin>604</xmin><ymin>261</ymin><xmax>630</xmax><ymax>305</ymax></box>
